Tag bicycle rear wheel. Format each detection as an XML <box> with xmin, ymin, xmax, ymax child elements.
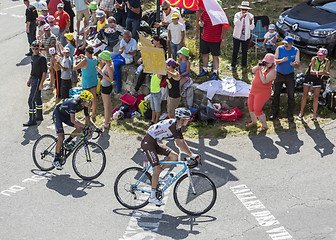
<box><xmin>32</xmin><ymin>134</ymin><xmax>57</xmax><ymax>171</ymax></box>
<box><xmin>114</xmin><ymin>167</ymin><xmax>152</xmax><ymax>209</ymax></box>
<box><xmin>173</xmin><ymin>172</ymin><xmax>217</xmax><ymax>216</ymax></box>
<box><xmin>72</xmin><ymin>142</ymin><xmax>106</xmax><ymax>180</ymax></box>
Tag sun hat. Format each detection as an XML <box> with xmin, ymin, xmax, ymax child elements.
<box><xmin>42</xmin><ymin>24</ymin><xmax>50</xmax><ymax>31</ymax></box>
<box><xmin>317</xmin><ymin>48</ymin><xmax>328</xmax><ymax>56</ymax></box>
<box><xmin>96</xmin><ymin>10</ymin><xmax>105</xmax><ymax>18</ymax></box>
<box><xmin>98</xmin><ymin>50</ymin><xmax>111</xmax><ymax>61</ymax></box>
<box><xmin>36</xmin><ymin>15</ymin><xmax>45</xmax><ymax>21</ymax></box>
<box><xmin>49</xmin><ymin>47</ymin><xmax>56</xmax><ymax>55</ymax></box>
<box><xmin>47</xmin><ymin>15</ymin><xmax>55</xmax><ymax>22</ymax></box>
<box><xmin>166</xmin><ymin>58</ymin><xmax>177</xmax><ymax>68</ymax></box>
<box><xmin>282</xmin><ymin>36</ymin><xmax>294</xmax><ymax>44</ymax></box>
<box><xmin>238</xmin><ymin>1</ymin><xmax>252</xmax><ymax>9</ymax></box>
<box><xmin>41</xmin><ymin>3</ymin><xmax>48</xmax><ymax>11</ymax></box>
<box><xmin>171</xmin><ymin>12</ymin><xmax>179</xmax><ymax>19</ymax></box>
<box><xmin>108</xmin><ymin>16</ymin><xmax>116</xmax><ymax>23</ymax></box>
<box><xmin>268</xmin><ymin>24</ymin><xmax>275</xmax><ymax>30</ymax></box>
<box><xmin>263</xmin><ymin>53</ymin><xmax>275</xmax><ymax>63</ymax></box>
<box><xmin>177</xmin><ymin>47</ymin><xmax>189</xmax><ymax>57</ymax></box>
<box><xmin>89</xmin><ymin>1</ymin><xmax>98</xmax><ymax>10</ymax></box>
<box><xmin>57</xmin><ymin>3</ymin><xmax>64</xmax><ymax>8</ymax></box>
<box><xmin>63</xmin><ymin>47</ymin><xmax>70</xmax><ymax>53</ymax></box>
<box><xmin>64</xmin><ymin>33</ymin><xmax>74</xmax><ymax>41</ymax></box>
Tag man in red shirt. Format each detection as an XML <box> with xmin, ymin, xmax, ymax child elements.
<box><xmin>54</xmin><ymin>3</ymin><xmax>70</xmax><ymax>46</ymax></box>
<box><xmin>197</xmin><ymin>11</ymin><xmax>227</xmax><ymax>80</ymax></box>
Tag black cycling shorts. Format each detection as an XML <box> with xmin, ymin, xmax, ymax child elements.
<box><xmin>140</xmin><ymin>134</ymin><xmax>171</xmax><ymax>167</ymax></box>
<box><xmin>200</xmin><ymin>38</ymin><xmax>221</xmax><ymax>56</ymax></box>
<box><xmin>52</xmin><ymin>108</ymin><xmax>74</xmax><ymax>134</ymax></box>
<box><xmin>303</xmin><ymin>74</ymin><xmax>323</xmax><ymax>88</ymax></box>
<box><xmin>101</xmin><ymin>85</ymin><xmax>113</xmax><ymax>94</ymax></box>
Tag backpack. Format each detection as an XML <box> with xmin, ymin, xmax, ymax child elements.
<box><xmin>138</xmin><ymin>100</ymin><xmax>151</xmax><ymax>117</ymax></box>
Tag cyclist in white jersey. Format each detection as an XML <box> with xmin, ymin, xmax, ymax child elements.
<box><xmin>141</xmin><ymin>107</ymin><xmax>200</xmax><ymax>206</ymax></box>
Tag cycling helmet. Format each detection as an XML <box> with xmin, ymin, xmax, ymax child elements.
<box><xmin>79</xmin><ymin>90</ymin><xmax>94</xmax><ymax>103</ymax></box>
<box><xmin>31</xmin><ymin>40</ymin><xmax>40</xmax><ymax>48</ymax></box>
<box><xmin>175</xmin><ymin>107</ymin><xmax>191</xmax><ymax>119</ymax></box>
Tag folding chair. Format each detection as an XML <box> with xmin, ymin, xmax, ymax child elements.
<box><xmin>251</xmin><ymin>16</ymin><xmax>269</xmax><ymax>59</ymax></box>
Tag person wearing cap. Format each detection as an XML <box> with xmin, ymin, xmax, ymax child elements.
<box><xmin>70</xmin><ymin>0</ymin><xmax>90</xmax><ymax>35</ymax></box>
<box><xmin>96</xmin><ymin>10</ymin><xmax>108</xmax><ymax>32</ymax></box>
<box><xmin>36</xmin><ymin>15</ymin><xmax>47</xmax><ymax>40</ymax></box>
<box><xmin>263</xmin><ymin>24</ymin><xmax>278</xmax><ymax>54</ymax></box>
<box><xmin>48</xmin><ymin>47</ymin><xmax>63</xmax><ymax>98</ymax></box>
<box><xmin>114</xmin><ymin>0</ymin><xmax>126</xmax><ymax>27</ymax></box>
<box><xmin>167</xmin><ymin>12</ymin><xmax>185</xmax><ymax>60</ymax></box>
<box><xmin>247</xmin><ymin>53</ymin><xmax>276</xmax><ymax>132</ymax></box>
<box><xmin>24</xmin><ymin>40</ymin><xmax>47</xmax><ymax>126</ymax></box>
<box><xmin>178</xmin><ymin>47</ymin><xmax>193</xmax><ymax>108</ymax></box>
<box><xmin>132</xmin><ymin>35</ymin><xmax>167</xmax><ymax>95</ymax></box>
<box><xmin>73</xmin><ymin>46</ymin><xmax>99</xmax><ymax>117</ymax></box>
<box><xmin>24</xmin><ymin>0</ymin><xmax>38</xmax><ymax>56</ymax></box>
<box><xmin>271</xmin><ymin>36</ymin><xmax>300</xmax><ymax>122</ymax></box>
<box><xmin>88</xmin><ymin>1</ymin><xmax>98</xmax><ymax>26</ymax></box>
<box><xmin>298</xmin><ymin>48</ymin><xmax>330</xmax><ymax>123</ymax></box>
<box><xmin>54</xmin><ymin>3</ymin><xmax>70</xmax><ymax>46</ymax></box>
<box><xmin>166</xmin><ymin>58</ymin><xmax>181</xmax><ymax>118</ymax></box>
<box><xmin>230</xmin><ymin>1</ymin><xmax>255</xmax><ymax>70</ymax></box>
<box><xmin>47</xmin><ymin>0</ymin><xmax>63</xmax><ymax>16</ymax></box>
<box><xmin>55</xmin><ymin>47</ymin><xmax>73</xmax><ymax>98</ymax></box>
<box><xmin>40</xmin><ymin>24</ymin><xmax>57</xmax><ymax>63</ymax></box>
<box><xmin>96</xmin><ymin>50</ymin><xmax>114</xmax><ymax>128</ymax></box>
<box><xmin>47</xmin><ymin>15</ymin><xmax>60</xmax><ymax>37</ymax></box>
<box><xmin>112</xmin><ymin>30</ymin><xmax>137</xmax><ymax>93</ymax></box>
<box><xmin>197</xmin><ymin>10</ymin><xmax>228</xmax><ymax>80</ymax></box>
<box><xmin>33</xmin><ymin>0</ymin><xmax>48</xmax><ymax>16</ymax></box>
<box><xmin>123</xmin><ymin>0</ymin><xmax>142</xmax><ymax>42</ymax></box>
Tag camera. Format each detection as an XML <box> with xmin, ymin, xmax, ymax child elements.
<box><xmin>258</xmin><ymin>61</ymin><xmax>266</xmax><ymax>66</ymax></box>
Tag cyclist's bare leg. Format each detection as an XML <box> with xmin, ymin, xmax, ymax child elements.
<box><xmin>55</xmin><ymin>133</ymin><xmax>65</xmax><ymax>154</ymax></box>
<box><xmin>160</xmin><ymin>150</ymin><xmax>178</xmax><ymax>170</ymax></box>
<box><xmin>151</xmin><ymin>151</ymin><xmax>178</xmax><ymax>189</ymax></box>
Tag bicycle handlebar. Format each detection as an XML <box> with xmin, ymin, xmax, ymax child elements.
<box><xmin>83</xmin><ymin>127</ymin><xmax>102</xmax><ymax>140</ymax></box>
<box><xmin>184</xmin><ymin>156</ymin><xmax>202</xmax><ymax>169</ymax></box>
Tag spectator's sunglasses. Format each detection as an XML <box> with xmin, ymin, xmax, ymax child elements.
<box><xmin>32</xmin><ymin>47</ymin><xmax>39</xmax><ymax>50</ymax></box>
<box><xmin>241</xmin><ymin>9</ymin><xmax>248</xmax><ymax>11</ymax></box>
<box><xmin>162</xmin><ymin>7</ymin><xmax>168</xmax><ymax>10</ymax></box>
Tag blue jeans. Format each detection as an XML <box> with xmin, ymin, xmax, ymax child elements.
<box><xmin>59</xmin><ymin>29</ymin><xmax>67</xmax><ymax>47</ymax></box>
<box><xmin>170</xmin><ymin>42</ymin><xmax>181</xmax><ymax>59</ymax></box>
<box><xmin>112</xmin><ymin>54</ymin><xmax>126</xmax><ymax>93</ymax></box>
<box><xmin>150</xmin><ymin>91</ymin><xmax>162</xmax><ymax>112</ymax></box>
<box><xmin>126</xmin><ymin>17</ymin><xmax>140</xmax><ymax>42</ymax></box>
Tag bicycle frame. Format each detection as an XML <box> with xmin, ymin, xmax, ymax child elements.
<box><xmin>134</xmin><ymin>161</ymin><xmax>196</xmax><ymax>195</ymax></box>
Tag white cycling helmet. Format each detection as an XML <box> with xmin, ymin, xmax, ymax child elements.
<box><xmin>175</xmin><ymin>107</ymin><xmax>191</xmax><ymax>120</ymax></box>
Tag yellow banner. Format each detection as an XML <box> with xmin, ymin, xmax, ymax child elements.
<box><xmin>141</xmin><ymin>47</ymin><xmax>166</xmax><ymax>75</ymax></box>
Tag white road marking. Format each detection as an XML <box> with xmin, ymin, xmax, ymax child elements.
<box><xmin>2</xmin><ymin>4</ymin><xmax>25</xmax><ymax>11</ymax></box>
<box><xmin>0</xmin><ymin>12</ymin><xmax>24</xmax><ymax>18</ymax></box>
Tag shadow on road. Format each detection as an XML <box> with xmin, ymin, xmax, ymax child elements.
<box><xmin>16</xmin><ymin>56</ymin><xmax>31</xmax><ymax>67</ymax></box>
<box><xmin>248</xmin><ymin>128</ymin><xmax>279</xmax><ymax>159</ymax></box>
<box><xmin>44</xmin><ymin>173</ymin><xmax>105</xmax><ymax>198</ymax></box>
<box><xmin>97</xmin><ymin>130</ymin><xmax>110</xmax><ymax>150</ymax></box>
<box><xmin>21</xmin><ymin>124</ymin><xmax>41</xmax><ymax>146</ymax></box>
<box><xmin>302</xmin><ymin>121</ymin><xmax>334</xmax><ymax>157</ymax></box>
<box><xmin>113</xmin><ymin>208</ymin><xmax>216</xmax><ymax>239</ymax></box>
<box><xmin>274</xmin><ymin>120</ymin><xmax>304</xmax><ymax>154</ymax></box>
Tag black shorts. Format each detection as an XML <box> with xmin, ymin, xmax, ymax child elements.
<box><xmin>303</xmin><ymin>74</ymin><xmax>323</xmax><ymax>88</ymax></box>
<box><xmin>52</xmin><ymin>108</ymin><xmax>74</xmax><ymax>134</ymax></box>
<box><xmin>200</xmin><ymin>38</ymin><xmax>221</xmax><ymax>56</ymax></box>
<box><xmin>101</xmin><ymin>85</ymin><xmax>112</xmax><ymax>94</ymax></box>
<box><xmin>140</xmin><ymin>134</ymin><xmax>171</xmax><ymax>167</ymax></box>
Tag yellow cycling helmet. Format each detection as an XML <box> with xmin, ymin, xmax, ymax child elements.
<box><xmin>79</xmin><ymin>90</ymin><xmax>94</xmax><ymax>103</ymax></box>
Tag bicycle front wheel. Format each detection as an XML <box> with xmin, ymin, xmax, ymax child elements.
<box><xmin>173</xmin><ymin>172</ymin><xmax>217</xmax><ymax>216</ymax></box>
<box><xmin>72</xmin><ymin>142</ymin><xmax>106</xmax><ymax>180</ymax></box>
<box><xmin>32</xmin><ymin>134</ymin><xmax>57</xmax><ymax>171</ymax></box>
<box><xmin>114</xmin><ymin>167</ymin><xmax>152</xmax><ymax>209</ymax></box>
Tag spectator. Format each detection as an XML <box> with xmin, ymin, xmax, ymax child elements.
<box><xmin>167</xmin><ymin>12</ymin><xmax>184</xmax><ymax>60</ymax></box>
<box><xmin>80</xmin><ymin>2</ymin><xmax>99</xmax><ymax>50</ymax></box>
<box><xmin>131</xmin><ymin>35</ymin><xmax>166</xmax><ymax>95</ymax></box>
<box><xmin>96</xmin><ymin>50</ymin><xmax>114</xmax><ymax>128</ymax></box>
<box><xmin>247</xmin><ymin>53</ymin><xmax>276</xmax><ymax>132</ymax></box>
<box><xmin>270</xmin><ymin>36</ymin><xmax>300</xmax><ymax>122</ymax></box>
<box><xmin>112</xmin><ymin>30</ymin><xmax>137</xmax><ymax>93</ymax></box>
<box><xmin>24</xmin><ymin>40</ymin><xmax>47</xmax><ymax>126</ymax></box>
<box><xmin>36</xmin><ymin>15</ymin><xmax>46</xmax><ymax>40</ymax></box>
<box><xmin>123</xmin><ymin>0</ymin><xmax>142</xmax><ymax>42</ymax></box>
<box><xmin>40</xmin><ymin>24</ymin><xmax>57</xmax><ymax>62</ymax></box>
<box><xmin>57</xmin><ymin>47</ymin><xmax>73</xmax><ymax>98</ymax></box>
<box><xmin>48</xmin><ymin>47</ymin><xmax>63</xmax><ymax>98</ymax></box>
<box><xmin>149</xmin><ymin>74</ymin><xmax>163</xmax><ymax>125</ymax></box>
<box><xmin>166</xmin><ymin>58</ymin><xmax>181</xmax><ymax>118</ymax></box>
<box><xmin>230</xmin><ymin>1</ymin><xmax>254</xmax><ymax>70</ymax></box>
<box><xmin>177</xmin><ymin>47</ymin><xmax>190</xmax><ymax>93</ymax></box>
<box><xmin>197</xmin><ymin>10</ymin><xmax>227</xmax><ymax>80</ymax></box>
<box><xmin>97</xmin><ymin>16</ymin><xmax>123</xmax><ymax>59</ymax></box>
<box><xmin>33</xmin><ymin>0</ymin><xmax>48</xmax><ymax>16</ymax></box>
<box><xmin>99</xmin><ymin>0</ymin><xmax>114</xmax><ymax>17</ymax></box>
<box><xmin>114</xmin><ymin>0</ymin><xmax>126</xmax><ymax>27</ymax></box>
<box><xmin>70</xmin><ymin>0</ymin><xmax>90</xmax><ymax>35</ymax></box>
<box><xmin>86</xmin><ymin>10</ymin><xmax>108</xmax><ymax>54</ymax></box>
<box><xmin>73</xmin><ymin>46</ymin><xmax>99</xmax><ymax>117</ymax></box>
<box><xmin>154</xmin><ymin>0</ymin><xmax>185</xmax><ymax>58</ymax></box>
<box><xmin>63</xmin><ymin>0</ymin><xmax>76</xmax><ymax>33</ymax></box>
<box><xmin>40</xmin><ymin>3</ymin><xmax>49</xmax><ymax>22</ymax></box>
<box><xmin>24</xmin><ymin>0</ymin><xmax>38</xmax><ymax>56</ymax></box>
<box><xmin>57</xmin><ymin>33</ymin><xmax>77</xmax><ymax>83</ymax></box>
<box><xmin>54</xmin><ymin>3</ymin><xmax>70</xmax><ymax>46</ymax></box>
<box><xmin>263</xmin><ymin>24</ymin><xmax>278</xmax><ymax>54</ymax></box>
<box><xmin>47</xmin><ymin>15</ymin><xmax>60</xmax><ymax>37</ymax></box>
<box><xmin>298</xmin><ymin>48</ymin><xmax>330</xmax><ymax>123</ymax></box>
<box><xmin>48</xmin><ymin>0</ymin><xmax>62</xmax><ymax>16</ymax></box>
<box><xmin>96</xmin><ymin>10</ymin><xmax>108</xmax><ymax>32</ymax></box>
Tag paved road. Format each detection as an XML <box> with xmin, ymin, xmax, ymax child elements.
<box><xmin>1</xmin><ymin>1</ymin><xmax>336</xmax><ymax>239</ymax></box>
